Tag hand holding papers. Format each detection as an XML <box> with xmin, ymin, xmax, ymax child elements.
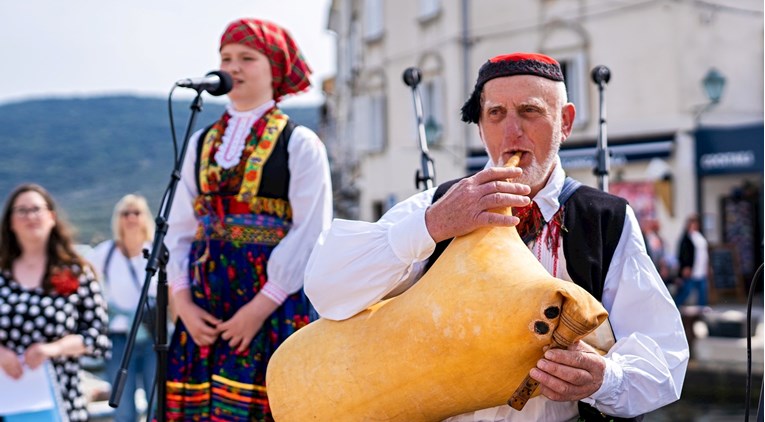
<box><xmin>0</xmin><ymin>359</ymin><xmax>67</xmax><ymax>421</ymax></box>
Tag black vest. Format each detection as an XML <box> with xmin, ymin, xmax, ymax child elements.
<box><xmin>194</xmin><ymin>119</ymin><xmax>296</xmax><ymax>201</ymax></box>
<box><xmin>427</xmin><ymin>177</ymin><xmax>642</xmax><ymax>422</ymax></box>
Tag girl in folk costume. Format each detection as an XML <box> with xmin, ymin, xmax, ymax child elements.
<box><xmin>163</xmin><ymin>18</ymin><xmax>333</xmax><ymax>421</ymax></box>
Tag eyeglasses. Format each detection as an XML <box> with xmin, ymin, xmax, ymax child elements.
<box><xmin>11</xmin><ymin>205</ymin><xmax>48</xmax><ymax>218</ymax></box>
<box><xmin>120</xmin><ymin>210</ymin><xmax>142</xmax><ymax>218</ymax></box>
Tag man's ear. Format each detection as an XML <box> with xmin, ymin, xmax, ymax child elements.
<box><xmin>560</xmin><ymin>103</ymin><xmax>576</xmax><ymax>140</ymax></box>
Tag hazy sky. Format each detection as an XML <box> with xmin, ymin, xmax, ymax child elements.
<box><xmin>0</xmin><ymin>0</ymin><xmax>335</xmax><ymax>106</ymax></box>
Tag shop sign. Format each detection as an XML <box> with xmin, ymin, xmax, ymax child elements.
<box><xmin>699</xmin><ymin>150</ymin><xmax>756</xmax><ymax>172</ymax></box>
<box><xmin>695</xmin><ymin>124</ymin><xmax>763</xmax><ymax>175</ymax></box>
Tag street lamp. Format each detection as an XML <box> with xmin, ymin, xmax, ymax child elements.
<box><xmin>702</xmin><ymin>68</ymin><xmax>726</xmax><ymax>104</ymax></box>
<box><xmin>695</xmin><ymin>67</ymin><xmax>726</xmax><ymax>123</ymax></box>
<box><xmin>694</xmin><ymin>67</ymin><xmax>727</xmax><ymax>221</ymax></box>
<box><xmin>424</xmin><ymin>115</ymin><xmax>442</xmax><ymax>144</ymax></box>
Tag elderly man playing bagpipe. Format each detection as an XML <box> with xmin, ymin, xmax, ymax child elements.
<box><xmin>304</xmin><ymin>52</ymin><xmax>688</xmax><ymax>422</ymax></box>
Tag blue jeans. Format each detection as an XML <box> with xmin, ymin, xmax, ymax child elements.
<box><xmin>106</xmin><ymin>333</ymin><xmax>157</xmax><ymax>422</ymax></box>
<box><xmin>674</xmin><ymin>276</ymin><xmax>709</xmax><ymax>307</ymax></box>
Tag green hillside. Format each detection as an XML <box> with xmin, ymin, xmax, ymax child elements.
<box><xmin>0</xmin><ymin>96</ymin><xmax>320</xmax><ymax>244</ymax></box>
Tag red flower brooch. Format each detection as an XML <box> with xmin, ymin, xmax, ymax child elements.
<box><xmin>50</xmin><ymin>267</ymin><xmax>80</xmax><ymax>296</ymax></box>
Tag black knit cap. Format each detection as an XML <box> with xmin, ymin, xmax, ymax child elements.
<box><xmin>460</xmin><ymin>52</ymin><xmax>564</xmax><ymax>124</ymax></box>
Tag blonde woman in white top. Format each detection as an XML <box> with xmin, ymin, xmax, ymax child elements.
<box><xmin>88</xmin><ymin>194</ymin><xmax>157</xmax><ymax>422</ymax></box>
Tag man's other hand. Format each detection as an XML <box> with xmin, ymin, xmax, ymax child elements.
<box><xmin>530</xmin><ymin>340</ymin><xmax>606</xmax><ymax>402</ymax></box>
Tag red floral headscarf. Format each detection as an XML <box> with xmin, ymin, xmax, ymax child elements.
<box><xmin>220</xmin><ymin>18</ymin><xmax>312</xmax><ymax>101</ymax></box>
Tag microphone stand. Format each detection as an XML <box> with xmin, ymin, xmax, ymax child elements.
<box><xmin>591</xmin><ymin>65</ymin><xmax>611</xmax><ymax>193</ymax></box>
<box><xmin>109</xmin><ymin>91</ymin><xmax>206</xmax><ymax>422</ymax></box>
<box><xmin>402</xmin><ymin>67</ymin><xmax>436</xmax><ymax>191</ymax></box>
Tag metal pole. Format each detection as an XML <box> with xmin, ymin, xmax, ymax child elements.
<box><xmin>403</xmin><ymin>67</ymin><xmax>436</xmax><ymax>191</ymax></box>
<box><xmin>109</xmin><ymin>93</ymin><xmax>205</xmax><ymax>422</ymax></box>
<box><xmin>461</xmin><ymin>0</ymin><xmax>472</xmax><ymax>171</ymax></box>
<box><xmin>591</xmin><ymin>65</ymin><xmax>611</xmax><ymax>192</ymax></box>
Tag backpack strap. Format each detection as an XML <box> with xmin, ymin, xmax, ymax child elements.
<box><xmin>103</xmin><ymin>240</ymin><xmax>117</xmax><ymax>286</ymax></box>
<box><xmin>102</xmin><ymin>240</ymin><xmax>133</xmax><ymax>318</ymax></box>
<box><xmin>103</xmin><ymin>240</ymin><xmax>142</xmax><ymax>290</ymax></box>
<box><xmin>559</xmin><ymin>176</ymin><xmax>582</xmax><ymax>205</ymax></box>
<box><xmin>423</xmin><ymin>178</ymin><xmax>463</xmax><ymax>273</ymax></box>
<box><xmin>103</xmin><ymin>240</ymin><xmax>157</xmax><ymax>337</ymax></box>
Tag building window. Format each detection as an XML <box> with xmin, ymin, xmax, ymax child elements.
<box><xmin>372</xmin><ymin>200</ymin><xmax>385</xmax><ymax>220</ymax></box>
<box><xmin>363</xmin><ymin>0</ymin><xmax>384</xmax><ymax>41</ymax></box>
<box><xmin>372</xmin><ymin>195</ymin><xmax>398</xmax><ymax>220</ymax></box>
<box><xmin>418</xmin><ymin>0</ymin><xmax>441</xmax><ymax>22</ymax></box>
<box><xmin>556</xmin><ymin>53</ymin><xmax>588</xmax><ymax>127</ymax></box>
<box><xmin>347</xmin><ymin>18</ymin><xmax>363</xmax><ymax>81</ymax></box>
<box><xmin>422</xmin><ymin>78</ymin><xmax>444</xmax><ymax>145</ymax></box>
<box><xmin>369</xmin><ymin>94</ymin><xmax>386</xmax><ymax>152</ymax></box>
<box><xmin>353</xmin><ymin>94</ymin><xmax>387</xmax><ymax>153</ymax></box>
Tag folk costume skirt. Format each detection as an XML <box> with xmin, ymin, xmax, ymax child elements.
<box><xmin>165</xmin><ymin>214</ymin><xmax>312</xmax><ymax>421</ymax></box>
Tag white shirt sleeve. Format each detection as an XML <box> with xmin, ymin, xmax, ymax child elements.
<box><xmin>304</xmin><ymin>189</ymin><xmax>438</xmax><ymax>320</ymax></box>
<box><xmin>164</xmin><ymin>130</ymin><xmax>203</xmax><ymax>295</ymax></box>
<box><xmin>261</xmin><ymin>126</ymin><xmax>333</xmax><ymax>304</ymax></box>
<box><xmin>585</xmin><ymin>205</ymin><xmax>689</xmax><ymax>417</ymax></box>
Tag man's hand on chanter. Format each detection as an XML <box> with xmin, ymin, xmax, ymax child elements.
<box><xmin>425</xmin><ymin>166</ymin><xmax>531</xmax><ymax>243</ymax></box>
<box><xmin>530</xmin><ymin>340</ymin><xmax>606</xmax><ymax>402</ymax></box>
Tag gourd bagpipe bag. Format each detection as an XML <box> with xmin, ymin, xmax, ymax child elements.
<box><xmin>266</xmin><ymin>156</ymin><xmax>608</xmax><ymax>421</ymax></box>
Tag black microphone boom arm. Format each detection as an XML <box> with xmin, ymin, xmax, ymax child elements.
<box><xmin>402</xmin><ymin>67</ymin><xmax>436</xmax><ymax>191</ymax></box>
<box><xmin>591</xmin><ymin>65</ymin><xmax>611</xmax><ymax>193</ymax></box>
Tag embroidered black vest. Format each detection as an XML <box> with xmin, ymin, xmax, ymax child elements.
<box><xmin>194</xmin><ymin>119</ymin><xmax>297</xmax><ymax>201</ymax></box>
<box><xmin>560</xmin><ymin>184</ymin><xmax>627</xmax><ymax>302</ymax></box>
<box><xmin>426</xmin><ymin>177</ymin><xmax>641</xmax><ymax>422</ymax></box>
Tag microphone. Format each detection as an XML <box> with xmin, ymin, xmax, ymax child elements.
<box><xmin>403</xmin><ymin>67</ymin><xmax>422</xmax><ymax>87</ymax></box>
<box><xmin>590</xmin><ymin>65</ymin><xmax>611</xmax><ymax>85</ymax></box>
<box><xmin>175</xmin><ymin>70</ymin><xmax>233</xmax><ymax>96</ymax></box>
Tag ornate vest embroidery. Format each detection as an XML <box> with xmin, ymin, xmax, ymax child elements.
<box><xmin>193</xmin><ymin>107</ymin><xmax>293</xmax><ymax>248</ymax></box>
<box><xmin>237</xmin><ymin>110</ymin><xmax>288</xmax><ymax>202</ymax></box>
<box><xmin>198</xmin><ymin>107</ymin><xmax>288</xmax><ymax>201</ymax></box>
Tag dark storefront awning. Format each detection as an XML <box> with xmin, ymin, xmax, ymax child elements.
<box><xmin>466</xmin><ymin>135</ymin><xmax>676</xmax><ymax>173</ymax></box>
<box><xmin>695</xmin><ymin>123</ymin><xmax>764</xmax><ymax>176</ymax></box>
<box><xmin>559</xmin><ymin>138</ymin><xmax>674</xmax><ymax>169</ymax></box>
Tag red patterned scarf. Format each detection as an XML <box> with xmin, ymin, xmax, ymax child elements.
<box><xmin>220</xmin><ymin>18</ymin><xmax>312</xmax><ymax>101</ymax></box>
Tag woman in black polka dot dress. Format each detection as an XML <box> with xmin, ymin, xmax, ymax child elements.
<box><xmin>0</xmin><ymin>184</ymin><xmax>110</xmax><ymax>421</ymax></box>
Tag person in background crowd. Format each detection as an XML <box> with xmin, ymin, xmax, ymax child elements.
<box><xmin>674</xmin><ymin>213</ymin><xmax>709</xmax><ymax>307</ymax></box>
<box><xmin>88</xmin><ymin>194</ymin><xmax>157</xmax><ymax>422</ymax></box>
<box><xmin>305</xmin><ymin>52</ymin><xmax>688</xmax><ymax>421</ymax></box>
<box><xmin>0</xmin><ymin>183</ymin><xmax>110</xmax><ymax>421</ymax></box>
<box><xmin>642</xmin><ymin>218</ymin><xmax>673</xmax><ymax>285</ymax></box>
<box><xmin>163</xmin><ymin>18</ymin><xmax>333</xmax><ymax>421</ymax></box>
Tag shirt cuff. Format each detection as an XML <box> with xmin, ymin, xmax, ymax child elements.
<box><xmin>588</xmin><ymin>355</ymin><xmax>624</xmax><ymax>405</ymax></box>
<box><xmin>169</xmin><ymin>275</ymin><xmax>190</xmax><ymax>295</ymax></box>
<box><xmin>261</xmin><ymin>281</ymin><xmax>288</xmax><ymax>305</ymax></box>
<box><xmin>388</xmin><ymin>207</ymin><xmax>436</xmax><ymax>263</ymax></box>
